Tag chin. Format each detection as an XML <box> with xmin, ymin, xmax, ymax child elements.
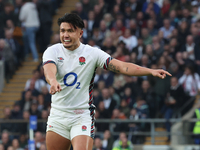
<box><xmin>64</xmin><ymin>45</ymin><xmax>72</xmax><ymax>49</ymax></box>
<box><xmin>63</xmin><ymin>43</ymin><xmax>72</xmax><ymax>48</ymax></box>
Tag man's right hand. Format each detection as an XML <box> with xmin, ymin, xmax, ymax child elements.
<box><xmin>49</xmin><ymin>79</ymin><xmax>62</xmax><ymax>95</ymax></box>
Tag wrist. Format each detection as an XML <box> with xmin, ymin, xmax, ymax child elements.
<box><xmin>49</xmin><ymin>78</ymin><xmax>57</xmax><ymax>85</ymax></box>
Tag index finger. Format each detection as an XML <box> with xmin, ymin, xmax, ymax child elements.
<box><xmin>163</xmin><ymin>70</ymin><xmax>172</xmax><ymax>76</ymax></box>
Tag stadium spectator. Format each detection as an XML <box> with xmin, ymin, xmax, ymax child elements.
<box><xmin>111</xmin><ymin>108</ymin><xmax>128</xmax><ymax>132</ymax></box>
<box><xmin>169</xmin><ymin>10</ymin><xmax>179</xmax><ymax>27</ymax></box>
<box><xmin>13</xmin><ymin>0</ymin><xmax>23</xmax><ymax>21</ymax></box>
<box><xmin>102</xmin><ymin>130</ymin><xmax>114</xmax><ymax>150</ymax></box>
<box><xmin>119</xmin><ymin>99</ymin><xmax>130</xmax><ymax>118</ymax></box>
<box><xmin>11</xmin><ymin>138</ymin><xmax>24</xmax><ymax>150</ymax></box>
<box><xmin>113</xmin><ymin>134</ymin><xmax>132</xmax><ymax>150</ymax></box>
<box><xmin>87</xmin><ymin>10</ymin><xmax>95</xmax><ymax>34</ymax></box>
<box><xmin>29</xmin><ymin>100</ymin><xmax>41</xmax><ymax>118</ymax></box>
<box><xmin>171</xmin><ymin>0</ymin><xmax>192</xmax><ymax>11</ymax></box>
<box><xmin>7</xmin><ymin>146</ymin><xmax>14</xmax><ymax>150</ymax></box>
<box><xmin>19</xmin><ymin>111</ymin><xmax>30</xmax><ymax>134</ymax></box>
<box><xmin>98</xmin><ymin>69</ymin><xmax>114</xmax><ymax>88</ymax></box>
<box><xmin>0</xmin><ymin>39</ymin><xmax>15</xmax><ymax>82</ymax></box>
<box><xmin>93</xmin><ymin>4</ymin><xmax>104</xmax><ymax>28</ymax></box>
<box><xmin>101</xmin><ymin>37</ymin><xmax>116</xmax><ymax>55</ymax></box>
<box><xmin>103</xmin><ymin>13</ymin><xmax>113</xmax><ymax>30</ymax></box>
<box><xmin>34</xmin><ymin>131</ymin><xmax>45</xmax><ymax>150</ymax></box>
<box><xmin>72</xmin><ymin>2</ymin><xmax>88</xmax><ymax>20</ymax></box>
<box><xmin>0</xmin><ymin>143</ymin><xmax>4</xmax><ymax>150</ymax></box>
<box><xmin>118</xmin><ymin>28</ymin><xmax>138</xmax><ymax>52</ymax></box>
<box><xmin>147</xmin><ymin>19</ymin><xmax>158</xmax><ymax>37</ymax></box>
<box><xmin>24</xmin><ymin>69</ymin><xmax>47</xmax><ymax>93</ymax></box>
<box><xmin>161</xmin><ymin>0</ymin><xmax>170</xmax><ymax>17</ymax></box>
<box><xmin>177</xmin><ymin>20</ymin><xmax>190</xmax><ymax>46</ymax></box>
<box><xmin>37</xmin><ymin>0</ymin><xmax>53</xmax><ymax>53</ymax></box>
<box><xmin>96</xmin><ymin>101</ymin><xmax>110</xmax><ymax>131</ymax></box>
<box><xmin>133</xmin><ymin>96</ymin><xmax>149</xmax><ymax>118</ymax></box>
<box><xmin>99</xmin><ymin>20</ymin><xmax>111</xmax><ymax>40</ymax></box>
<box><xmin>37</xmin><ymin>94</ymin><xmax>47</xmax><ymax>112</ymax></box>
<box><xmin>81</xmin><ymin>0</ymin><xmax>93</xmax><ymax>14</ymax></box>
<box><xmin>132</xmin><ymin>37</ymin><xmax>146</xmax><ymax>61</ymax></box>
<box><xmin>181</xmin><ymin>35</ymin><xmax>200</xmax><ymax>64</ymax></box>
<box><xmin>18</xmin><ymin>134</ymin><xmax>28</xmax><ymax>149</ymax></box>
<box><xmin>142</xmin><ymin>0</ymin><xmax>160</xmax><ymax>15</ymax></box>
<box><xmin>11</xmin><ymin>102</ymin><xmax>23</xmax><ymax>119</ymax></box>
<box><xmin>101</xmin><ymin>88</ymin><xmax>117</xmax><ymax>116</ymax></box>
<box><xmin>111</xmin><ymin>19</ymin><xmax>126</xmax><ymax>37</ymax></box>
<box><xmin>141</xmin><ymin>28</ymin><xmax>152</xmax><ymax>45</ymax></box>
<box><xmin>37</xmin><ymin>110</ymin><xmax>48</xmax><ymax>133</ymax></box>
<box><xmin>0</xmin><ymin>107</ymin><xmax>15</xmax><ymax>132</ymax></box>
<box><xmin>139</xmin><ymin>80</ymin><xmax>156</xmax><ymax>118</ymax></box>
<box><xmin>19</xmin><ymin>0</ymin><xmax>40</xmax><ymax>62</ymax></box>
<box><xmin>162</xmin><ymin>77</ymin><xmax>187</xmax><ymax>141</ymax></box>
<box><xmin>4</xmin><ymin>28</ymin><xmax>22</xmax><ymax>67</ymax></box>
<box><xmin>108</xmin><ymin>86</ymin><xmax>121</xmax><ymax>107</ymax></box>
<box><xmin>19</xmin><ymin>90</ymin><xmax>32</xmax><ymax>111</ymax></box>
<box><xmin>92</xmin><ymin>137</ymin><xmax>105</xmax><ymax>150</ymax></box>
<box><xmin>145</xmin><ymin>44</ymin><xmax>157</xmax><ymax>65</ymax></box>
<box><xmin>122</xmin><ymin>87</ymin><xmax>135</xmax><ymax>108</ymax></box>
<box><xmin>179</xmin><ymin>65</ymin><xmax>200</xmax><ymax>97</ymax></box>
<box><xmin>128</xmin><ymin>108</ymin><xmax>141</xmax><ymax>144</ymax></box>
<box><xmin>39</xmin><ymin>143</ymin><xmax>47</xmax><ymax>150</ymax></box>
<box><xmin>0</xmin><ymin>131</ymin><xmax>12</xmax><ymax>150</ymax></box>
<box><xmin>112</xmin><ymin>132</ymin><xmax>133</xmax><ymax>149</ymax></box>
<box><xmin>159</xmin><ymin>18</ymin><xmax>175</xmax><ymax>40</ymax></box>
<box><xmin>0</xmin><ymin>3</ymin><xmax>18</xmax><ymax>28</ymax></box>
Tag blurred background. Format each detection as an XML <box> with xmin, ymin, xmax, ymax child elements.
<box><xmin>1</xmin><ymin>0</ymin><xmax>200</xmax><ymax>149</ymax></box>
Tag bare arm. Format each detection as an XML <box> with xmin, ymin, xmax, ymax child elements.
<box><xmin>107</xmin><ymin>59</ymin><xmax>171</xmax><ymax>79</ymax></box>
<box><xmin>43</xmin><ymin>63</ymin><xmax>62</xmax><ymax>94</ymax></box>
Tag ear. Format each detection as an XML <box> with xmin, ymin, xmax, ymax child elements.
<box><xmin>79</xmin><ymin>30</ymin><xmax>83</xmax><ymax>38</ymax></box>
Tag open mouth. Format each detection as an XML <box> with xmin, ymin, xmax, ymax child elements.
<box><xmin>63</xmin><ymin>39</ymin><xmax>71</xmax><ymax>43</ymax></box>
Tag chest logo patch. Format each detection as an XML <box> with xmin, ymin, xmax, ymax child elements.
<box><xmin>58</xmin><ymin>57</ymin><xmax>64</xmax><ymax>62</ymax></box>
<box><xmin>82</xmin><ymin>125</ymin><xmax>87</xmax><ymax>131</ymax></box>
<box><xmin>79</xmin><ymin>57</ymin><xmax>86</xmax><ymax>65</ymax></box>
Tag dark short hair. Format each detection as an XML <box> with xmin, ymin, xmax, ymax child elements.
<box><xmin>58</xmin><ymin>13</ymin><xmax>84</xmax><ymax>29</ymax></box>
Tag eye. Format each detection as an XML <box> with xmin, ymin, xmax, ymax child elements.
<box><xmin>60</xmin><ymin>29</ymin><xmax>65</xmax><ymax>33</ymax></box>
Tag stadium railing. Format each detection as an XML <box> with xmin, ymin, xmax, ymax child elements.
<box><xmin>0</xmin><ymin>60</ymin><xmax>4</xmax><ymax>93</ymax></box>
<box><xmin>0</xmin><ymin>118</ymin><xmax>199</xmax><ymax>145</ymax></box>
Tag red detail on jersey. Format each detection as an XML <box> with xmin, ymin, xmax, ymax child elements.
<box><xmin>82</xmin><ymin>125</ymin><xmax>87</xmax><ymax>131</ymax></box>
<box><xmin>79</xmin><ymin>57</ymin><xmax>86</xmax><ymax>65</ymax></box>
<box><xmin>59</xmin><ymin>57</ymin><xmax>64</xmax><ymax>60</ymax></box>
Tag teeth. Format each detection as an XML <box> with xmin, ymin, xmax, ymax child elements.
<box><xmin>64</xmin><ymin>40</ymin><xmax>70</xmax><ymax>42</ymax></box>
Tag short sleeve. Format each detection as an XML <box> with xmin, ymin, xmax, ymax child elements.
<box><xmin>95</xmin><ymin>47</ymin><xmax>112</xmax><ymax>70</ymax></box>
<box><xmin>42</xmin><ymin>46</ymin><xmax>57</xmax><ymax>66</ymax></box>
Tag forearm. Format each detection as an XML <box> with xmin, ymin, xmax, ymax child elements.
<box><xmin>43</xmin><ymin>64</ymin><xmax>57</xmax><ymax>85</ymax></box>
<box><xmin>107</xmin><ymin>59</ymin><xmax>152</xmax><ymax>76</ymax></box>
<box><xmin>44</xmin><ymin>70</ymin><xmax>57</xmax><ymax>85</ymax></box>
<box><xmin>121</xmin><ymin>62</ymin><xmax>152</xmax><ymax>76</ymax></box>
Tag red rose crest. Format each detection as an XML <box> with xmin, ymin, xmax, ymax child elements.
<box><xmin>79</xmin><ymin>57</ymin><xmax>86</xmax><ymax>65</ymax></box>
<box><xmin>82</xmin><ymin>125</ymin><xmax>87</xmax><ymax>131</ymax></box>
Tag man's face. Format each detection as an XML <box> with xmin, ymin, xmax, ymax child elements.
<box><xmin>171</xmin><ymin>77</ymin><xmax>178</xmax><ymax>87</ymax></box>
<box><xmin>60</xmin><ymin>22</ymin><xmax>83</xmax><ymax>50</ymax></box>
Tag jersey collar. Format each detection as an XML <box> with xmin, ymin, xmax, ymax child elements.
<box><xmin>62</xmin><ymin>43</ymin><xmax>83</xmax><ymax>54</ymax></box>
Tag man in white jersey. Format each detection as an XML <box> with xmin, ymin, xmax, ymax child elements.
<box><xmin>42</xmin><ymin>13</ymin><xmax>171</xmax><ymax>150</ymax></box>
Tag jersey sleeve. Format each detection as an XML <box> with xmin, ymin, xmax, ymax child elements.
<box><xmin>94</xmin><ymin>47</ymin><xmax>113</xmax><ymax>70</ymax></box>
<box><xmin>42</xmin><ymin>46</ymin><xmax>57</xmax><ymax>66</ymax></box>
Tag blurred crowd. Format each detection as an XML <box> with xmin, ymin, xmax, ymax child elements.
<box><xmin>1</xmin><ymin>0</ymin><xmax>200</xmax><ymax>149</ymax></box>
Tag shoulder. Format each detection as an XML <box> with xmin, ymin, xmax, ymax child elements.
<box><xmin>45</xmin><ymin>43</ymin><xmax>62</xmax><ymax>53</ymax></box>
<box><xmin>82</xmin><ymin>44</ymin><xmax>103</xmax><ymax>54</ymax></box>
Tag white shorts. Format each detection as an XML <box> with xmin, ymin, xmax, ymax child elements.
<box><xmin>46</xmin><ymin>107</ymin><xmax>95</xmax><ymax>140</ymax></box>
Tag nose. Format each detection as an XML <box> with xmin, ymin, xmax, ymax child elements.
<box><xmin>64</xmin><ymin>31</ymin><xmax>69</xmax><ymax>38</ymax></box>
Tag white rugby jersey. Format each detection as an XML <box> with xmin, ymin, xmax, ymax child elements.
<box><xmin>43</xmin><ymin>43</ymin><xmax>112</xmax><ymax>112</ymax></box>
